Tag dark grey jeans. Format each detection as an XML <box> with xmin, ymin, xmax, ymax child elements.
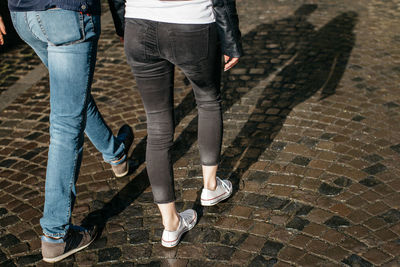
<box><xmin>124</xmin><ymin>18</ymin><xmax>222</xmax><ymax>204</ymax></box>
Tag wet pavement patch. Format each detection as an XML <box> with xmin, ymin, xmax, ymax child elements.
<box><xmin>380</xmin><ymin>209</ymin><xmax>400</xmax><ymax>224</ymax></box>
<box><xmin>202</xmin><ymin>228</ymin><xmax>221</xmax><ymax>243</ymax></box>
<box><xmin>342</xmin><ymin>254</ymin><xmax>372</xmax><ymax>267</ymax></box>
<box><xmin>0</xmin><ymin>216</ymin><xmax>20</xmax><ymax>227</ymax></box>
<box><xmin>0</xmin><ymin>208</ymin><xmax>7</xmax><ymax>217</ymax></box>
<box><xmin>319</xmin><ymin>183</ymin><xmax>343</xmax><ymax>196</ymax></box>
<box><xmin>299</xmin><ymin>137</ymin><xmax>319</xmax><ymax>148</ymax></box>
<box><xmin>324</xmin><ymin>216</ymin><xmax>350</xmax><ymax>229</ymax></box>
<box><xmin>286</xmin><ymin>216</ymin><xmax>310</xmax><ymax>230</ymax></box>
<box><xmin>359</xmin><ymin>176</ymin><xmax>381</xmax><ymax>187</ymax></box>
<box><xmin>362</xmin><ymin>163</ymin><xmax>387</xmax><ymax>175</ymax></box>
<box><xmin>206</xmin><ymin>245</ymin><xmax>236</xmax><ymax>260</ymax></box>
<box><xmin>0</xmin><ymin>159</ymin><xmax>17</xmax><ymax>168</ymax></box>
<box><xmin>270</xmin><ymin>141</ymin><xmax>287</xmax><ymax>151</ymax></box>
<box><xmin>128</xmin><ymin>230</ymin><xmax>149</xmax><ymax>245</ymax></box>
<box><xmin>249</xmin><ymin>256</ymin><xmax>277</xmax><ymax>267</ymax></box>
<box><xmin>24</xmin><ymin>132</ymin><xmax>42</xmax><ymax>141</ymax></box>
<box><xmin>0</xmin><ymin>234</ymin><xmax>20</xmax><ymax>248</ymax></box>
<box><xmin>98</xmin><ymin>247</ymin><xmax>122</xmax><ymax>262</ymax></box>
<box><xmin>261</xmin><ymin>240</ymin><xmax>284</xmax><ymax>257</ymax></box>
<box><xmin>247</xmin><ymin>171</ymin><xmax>270</xmax><ymax>184</ymax></box>
<box><xmin>320</xmin><ymin>133</ymin><xmax>336</xmax><ymax>140</ymax></box>
<box><xmin>384</xmin><ymin>101</ymin><xmax>400</xmax><ymax>109</ymax></box>
<box><xmin>15</xmin><ymin>254</ymin><xmax>42</xmax><ymax>266</ymax></box>
<box><xmin>362</xmin><ymin>154</ymin><xmax>383</xmax><ymax>163</ymax></box>
<box><xmin>291</xmin><ymin>156</ymin><xmax>312</xmax><ymax>166</ymax></box>
<box><xmin>333</xmin><ymin>177</ymin><xmax>352</xmax><ymax>187</ymax></box>
<box><xmin>390</xmin><ymin>144</ymin><xmax>400</xmax><ymax>154</ymax></box>
<box><xmin>351</xmin><ymin>115</ymin><xmax>365</xmax><ymax>121</ymax></box>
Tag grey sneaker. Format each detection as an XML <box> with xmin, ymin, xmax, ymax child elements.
<box><xmin>112</xmin><ymin>124</ymin><xmax>134</xmax><ymax>177</ymax></box>
<box><xmin>41</xmin><ymin>225</ymin><xmax>97</xmax><ymax>263</ymax></box>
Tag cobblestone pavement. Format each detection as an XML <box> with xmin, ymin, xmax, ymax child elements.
<box><xmin>0</xmin><ymin>37</ymin><xmax>41</xmax><ymax>96</ymax></box>
<box><xmin>1</xmin><ymin>0</ymin><xmax>400</xmax><ymax>266</ymax></box>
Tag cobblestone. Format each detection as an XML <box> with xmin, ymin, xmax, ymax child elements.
<box><xmin>0</xmin><ymin>0</ymin><xmax>400</xmax><ymax>266</ymax></box>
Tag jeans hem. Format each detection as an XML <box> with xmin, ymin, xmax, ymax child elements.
<box><xmin>154</xmin><ymin>198</ymin><xmax>176</xmax><ymax>205</ymax></box>
<box><xmin>108</xmin><ymin>154</ymin><xmax>127</xmax><ymax>166</ymax></box>
<box><xmin>42</xmin><ymin>230</ymin><xmax>67</xmax><ymax>239</ymax></box>
<box><xmin>201</xmin><ymin>162</ymin><xmax>220</xmax><ymax>167</ymax></box>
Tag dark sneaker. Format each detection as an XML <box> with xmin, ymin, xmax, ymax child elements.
<box><xmin>41</xmin><ymin>225</ymin><xmax>97</xmax><ymax>263</ymax></box>
<box><xmin>112</xmin><ymin>124</ymin><xmax>134</xmax><ymax>177</ymax></box>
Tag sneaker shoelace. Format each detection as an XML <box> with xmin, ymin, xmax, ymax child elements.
<box><xmin>181</xmin><ymin>215</ymin><xmax>190</xmax><ymax>228</ymax></box>
<box><xmin>219</xmin><ymin>178</ymin><xmax>230</xmax><ymax>192</ymax></box>
<box><xmin>181</xmin><ymin>211</ymin><xmax>195</xmax><ymax>228</ymax></box>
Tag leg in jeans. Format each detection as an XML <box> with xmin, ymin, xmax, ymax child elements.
<box><xmin>125</xmin><ymin>19</ymin><xmax>222</xmax><ymax>204</ymax></box>
<box><xmin>166</xmin><ymin>23</ymin><xmax>222</xmax><ymax>191</ymax></box>
<box><xmin>125</xmin><ymin>19</ymin><xmax>222</xmax><ymax>233</ymax></box>
<box><xmin>11</xmin><ymin>10</ymin><xmax>125</xmax><ymax>238</ymax></box>
<box><xmin>125</xmin><ymin>19</ymin><xmax>177</xmax><ymax>204</ymax></box>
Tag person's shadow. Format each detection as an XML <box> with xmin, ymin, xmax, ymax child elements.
<box><xmin>218</xmin><ymin>7</ymin><xmax>358</xmax><ymax>196</ymax></box>
<box><xmin>82</xmin><ymin>4</ymin><xmax>358</xmax><ymax>238</ymax></box>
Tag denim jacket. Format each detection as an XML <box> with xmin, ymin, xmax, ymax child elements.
<box><xmin>108</xmin><ymin>0</ymin><xmax>243</xmax><ymax>58</ymax></box>
<box><xmin>8</xmin><ymin>0</ymin><xmax>101</xmax><ymax>14</ymax></box>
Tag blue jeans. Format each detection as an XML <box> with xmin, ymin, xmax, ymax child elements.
<box><xmin>11</xmin><ymin>10</ymin><xmax>126</xmax><ymax>238</ymax></box>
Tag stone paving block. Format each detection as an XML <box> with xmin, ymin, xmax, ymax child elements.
<box><xmin>362</xmin><ymin>248</ymin><xmax>392</xmax><ymax>266</ymax></box>
<box><xmin>240</xmin><ymin>235</ymin><xmax>266</xmax><ymax>253</ymax></box>
<box><xmin>297</xmin><ymin>253</ymin><xmax>326</xmax><ymax>266</ymax></box>
<box><xmin>278</xmin><ymin>246</ymin><xmax>305</xmax><ymax>262</ymax></box>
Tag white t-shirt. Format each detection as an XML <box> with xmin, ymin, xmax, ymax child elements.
<box><xmin>125</xmin><ymin>0</ymin><xmax>215</xmax><ymax>24</ymax></box>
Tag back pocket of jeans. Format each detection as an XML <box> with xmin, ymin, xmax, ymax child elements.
<box><xmin>170</xmin><ymin>25</ymin><xmax>209</xmax><ymax>65</ymax></box>
<box><xmin>36</xmin><ymin>9</ymin><xmax>84</xmax><ymax>46</ymax></box>
<box><xmin>124</xmin><ymin>19</ymin><xmax>149</xmax><ymax>63</ymax></box>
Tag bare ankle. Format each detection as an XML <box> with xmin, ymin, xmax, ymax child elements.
<box><xmin>204</xmin><ymin>183</ymin><xmax>217</xmax><ymax>191</ymax></box>
<box><xmin>163</xmin><ymin>214</ymin><xmax>180</xmax><ymax>231</ymax></box>
<box><xmin>202</xmin><ymin>165</ymin><xmax>218</xmax><ymax>191</ymax></box>
<box><xmin>158</xmin><ymin>202</ymin><xmax>180</xmax><ymax>231</ymax></box>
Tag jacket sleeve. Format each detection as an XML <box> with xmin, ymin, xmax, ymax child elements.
<box><xmin>212</xmin><ymin>0</ymin><xmax>243</xmax><ymax>58</ymax></box>
<box><xmin>108</xmin><ymin>0</ymin><xmax>125</xmax><ymax>37</ymax></box>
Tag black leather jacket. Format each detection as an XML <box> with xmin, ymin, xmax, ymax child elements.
<box><xmin>108</xmin><ymin>0</ymin><xmax>243</xmax><ymax>58</ymax></box>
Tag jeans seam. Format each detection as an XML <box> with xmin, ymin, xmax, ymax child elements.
<box><xmin>37</xmin><ymin>10</ymin><xmax>87</xmax><ymax>46</ymax></box>
<box><xmin>11</xmin><ymin>12</ymin><xmax>42</xmax><ymax>44</ymax></box>
<box><xmin>156</xmin><ymin>22</ymin><xmax>162</xmax><ymax>58</ymax></box>
<box><xmin>64</xmin><ymin>15</ymin><xmax>93</xmax><ymax>230</ymax></box>
<box><xmin>35</xmin><ymin>12</ymin><xmax>48</xmax><ymax>40</ymax></box>
<box><xmin>87</xmin><ymin>14</ymin><xmax>96</xmax><ymax>36</ymax></box>
<box><xmin>27</xmin><ymin>12</ymin><xmax>46</xmax><ymax>42</ymax></box>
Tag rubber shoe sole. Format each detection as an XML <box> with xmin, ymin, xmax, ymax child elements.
<box><xmin>161</xmin><ymin>210</ymin><xmax>197</xmax><ymax>248</ymax></box>
<box><xmin>42</xmin><ymin>238</ymin><xmax>95</xmax><ymax>263</ymax></box>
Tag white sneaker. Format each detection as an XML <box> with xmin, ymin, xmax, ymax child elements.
<box><xmin>201</xmin><ymin>177</ymin><xmax>233</xmax><ymax>206</ymax></box>
<box><xmin>161</xmin><ymin>209</ymin><xmax>197</xmax><ymax>248</ymax></box>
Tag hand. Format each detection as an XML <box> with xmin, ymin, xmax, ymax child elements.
<box><xmin>0</xmin><ymin>16</ymin><xmax>6</xmax><ymax>45</ymax></box>
<box><xmin>224</xmin><ymin>55</ymin><xmax>239</xmax><ymax>72</ymax></box>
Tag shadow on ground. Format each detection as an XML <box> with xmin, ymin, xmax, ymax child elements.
<box><xmin>82</xmin><ymin>4</ymin><xmax>358</xmax><ymax>243</ymax></box>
